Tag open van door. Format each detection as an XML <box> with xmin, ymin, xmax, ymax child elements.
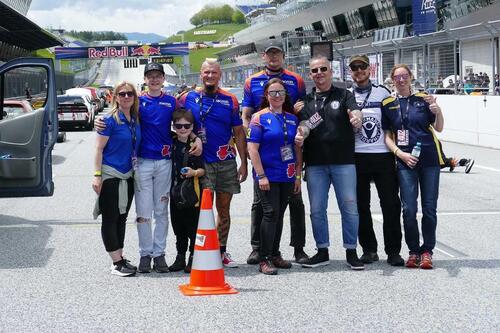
<box><xmin>0</xmin><ymin>58</ymin><xmax>58</xmax><ymax>197</ymax></box>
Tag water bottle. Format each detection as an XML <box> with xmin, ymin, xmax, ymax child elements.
<box><xmin>411</xmin><ymin>142</ymin><xmax>421</xmax><ymax>158</ymax></box>
<box><xmin>0</xmin><ymin>154</ymin><xmax>11</xmax><ymax>159</ymax></box>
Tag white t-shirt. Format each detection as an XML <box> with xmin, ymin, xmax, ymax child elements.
<box><xmin>350</xmin><ymin>83</ymin><xmax>391</xmax><ymax>153</ymax></box>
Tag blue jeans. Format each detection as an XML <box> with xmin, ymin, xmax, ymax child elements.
<box><xmin>306</xmin><ymin>164</ymin><xmax>359</xmax><ymax>249</ymax></box>
<box><xmin>398</xmin><ymin>166</ymin><xmax>440</xmax><ymax>255</ymax></box>
<box><xmin>134</xmin><ymin>158</ymin><xmax>172</xmax><ymax>258</ymax></box>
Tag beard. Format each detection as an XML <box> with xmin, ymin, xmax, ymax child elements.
<box><xmin>204</xmin><ymin>84</ymin><xmax>217</xmax><ymax>94</ymax></box>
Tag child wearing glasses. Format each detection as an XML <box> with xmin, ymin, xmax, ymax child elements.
<box><xmin>168</xmin><ymin>108</ymin><xmax>206</xmax><ymax>273</ymax></box>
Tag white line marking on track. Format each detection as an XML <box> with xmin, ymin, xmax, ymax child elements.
<box><xmin>475</xmin><ymin>164</ymin><xmax>500</xmax><ymax>173</ymax></box>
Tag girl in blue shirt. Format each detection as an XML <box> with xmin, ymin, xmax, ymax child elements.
<box><xmin>247</xmin><ymin>78</ymin><xmax>303</xmax><ymax>275</ymax></box>
<box><xmin>93</xmin><ymin>81</ymin><xmax>141</xmax><ymax>277</ymax></box>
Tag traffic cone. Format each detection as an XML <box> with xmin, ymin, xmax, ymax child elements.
<box><xmin>179</xmin><ymin>188</ymin><xmax>238</xmax><ymax>296</ymax></box>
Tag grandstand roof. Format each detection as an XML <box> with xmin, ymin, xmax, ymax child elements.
<box><xmin>236</xmin><ymin>4</ymin><xmax>274</xmax><ymax>15</ymax></box>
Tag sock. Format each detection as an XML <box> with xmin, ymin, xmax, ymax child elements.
<box><xmin>220</xmin><ymin>245</ymin><xmax>226</xmax><ymax>254</ymax></box>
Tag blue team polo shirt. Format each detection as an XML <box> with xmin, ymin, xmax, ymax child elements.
<box><xmin>381</xmin><ymin>93</ymin><xmax>442</xmax><ymax>169</ymax></box>
<box><xmin>138</xmin><ymin>93</ymin><xmax>177</xmax><ymax>160</ymax></box>
<box><xmin>98</xmin><ymin>112</ymin><xmax>141</xmax><ymax>174</ymax></box>
<box><xmin>180</xmin><ymin>88</ymin><xmax>242</xmax><ymax>164</ymax></box>
<box><xmin>242</xmin><ymin>69</ymin><xmax>306</xmax><ymax>112</ymax></box>
<box><xmin>247</xmin><ymin>109</ymin><xmax>298</xmax><ymax>183</ymax></box>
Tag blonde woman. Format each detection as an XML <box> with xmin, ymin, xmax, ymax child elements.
<box><xmin>93</xmin><ymin>81</ymin><xmax>141</xmax><ymax>276</ymax></box>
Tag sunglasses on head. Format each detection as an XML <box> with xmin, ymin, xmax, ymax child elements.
<box><xmin>174</xmin><ymin>123</ymin><xmax>192</xmax><ymax>129</ymax></box>
<box><xmin>350</xmin><ymin>63</ymin><xmax>369</xmax><ymax>71</ymax></box>
<box><xmin>117</xmin><ymin>91</ymin><xmax>134</xmax><ymax>98</ymax></box>
<box><xmin>268</xmin><ymin>89</ymin><xmax>286</xmax><ymax>97</ymax></box>
<box><xmin>310</xmin><ymin>66</ymin><xmax>328</xmax><ymax>74</ymax></box>
<box><xmin>393</xmin><ymin>74</ymin><xmax>410</xmax><ymax>81</ymax></box>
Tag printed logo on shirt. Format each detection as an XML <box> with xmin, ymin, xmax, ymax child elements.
<box><xmin>260</xmin><ymin>81</ymin><xmax>265</xmax><ymax>86</ymax></box>
<box><xmin>267</xmin><ymin>118</ymin><xmax>272</xmax><ymax>125</ymax></box>
<box><xmin>286</xmin><ymin>120</ymin><xmax>296</xmax><ymax>125</ymax></box>
<box><xmin>195</xmin><ymin>97</ymin><xmax>200</xmax><ymax>103</ymax></box>
<box><xmin>215</xmin><ymin>99</ymin><xmax>230</xmax><ymax>106</ymax></box>
<box><xmin>216</xmin><ymin>144</ymin><xmax>235</xmax><ymax>160</ymax></box>
<box><xmin>246</xmin><ymin>128</ymin><xmax>251</xmax><ymax>138</ymax></box>
<box><xmin>159</xmin><ymin>102</ymin><xmax>172</xmax><ymax>107</ymax></box>
<box><xmin>161</xmin><ymin>144</ymin><xmax>171</xmax><ymax>157</ymax></box>
<box><xmin>286</xmin><ymin>163</ymin><xmax>296</xmax><ymax>178</ymax></box>
<box><xmin>282</xmin><ymin>80</ymin><xmax>295</xmax><ymax>86</ymax></box>
<box><xmin>330</xmin><ymin>100</ymin><xmax>340</xmax><ymax>109</ymax></box>
<box><xmin>305</xmin><ymin>112</ymin><xmax>324</xmax><ymax>129</ymax></box>
<box><xmin>359</xmin><ymin>116</ymin><xmax>382</xmax><ymax>144</ymax></box>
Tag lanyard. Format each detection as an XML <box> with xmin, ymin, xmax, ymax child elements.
<box><xmin>125</xmin><ymin>115</ymin><xmax>137</xmax><ymax>157</ymax></box>
<box><xmin>397</xmin><ymin>96</ymin><xmax>410</xmax><ymax>130</ymax></box>
<box><xmin>198</xmin><ymin>92</ymin><xmax>218</xmax><ymax>125</ymax></box>
<box><xmin>271</xmin><ymin>110</ymin><xmax>288</xmax><ymax>145</ymax></box>
<box><xmin>313</xmin><ymin>92</ymin><xmax>328</xmax><ymax>115</ymax></box>
<box><xmin>357</xmin><ymin>88</ymin><xmax>372</xmax><ymax>112</ymax></box>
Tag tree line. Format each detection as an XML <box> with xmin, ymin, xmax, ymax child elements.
<box><xmin>190</xmin><ymin>5</ymin><xmax>245</xmax><ymax>27</ymax></box>
<box><xmin>66</xmin><ymin>30</ymin><xmax>128</xmax><ymax>42</ymax></box>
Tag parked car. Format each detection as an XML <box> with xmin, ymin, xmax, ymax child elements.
<box><xmin>57</xmin><ymin>95</ymin><xmax>95</xmax><ymax>130</ymax></box>
<box><xmin>65</xmin><ymin>88</ymin><xmax>99</xmax><ymax>115</ymax></box>
<box><xmin>2</xmin><ymin>100</ymin><xmax>33</xmax><ymax>119</ymax></box>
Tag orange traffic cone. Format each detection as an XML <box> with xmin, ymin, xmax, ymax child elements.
<box><xmin>179</xmin><ymin>188</ymin><xmax>238</xmax><ymax>296</ymax></box>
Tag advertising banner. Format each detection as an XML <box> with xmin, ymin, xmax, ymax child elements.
<box><xmin>55</xmin><ymin>43</ymin><xmax>189</xmax><ymax>59</ymax></box>
<box><xmin>412</xmin><ymin>0</ymin><xmax>437</xmax><ymax>35</ymax></box>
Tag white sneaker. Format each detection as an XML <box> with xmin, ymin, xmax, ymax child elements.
<box><xmin>222</xmin><ymin>252</ymin><xmax>239</xmax><ymax>268</ymax></box>
<box><xmin>465</xmin><ymin>159</ymin><xmax>474</xmax><ymax>174</ymax></box>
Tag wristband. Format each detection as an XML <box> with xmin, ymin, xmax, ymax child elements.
<box><xmin>295</xmin><ymin>175</ymin><xmax>301</xmax><ymax>180</ymax></box>
<box><xmin>257</xmin><ymin>174</ymin><xmax>266</xmax><ymax>180</ymax></box>
<box><xmin>393</xmin><ymin>148</ymin><xmax>400</xmax><ymax>156</ymax></box>
<box><xmin>94</xmin><ymin>170</ymin><xmax>102</xmax><ymax>177</ymax></box>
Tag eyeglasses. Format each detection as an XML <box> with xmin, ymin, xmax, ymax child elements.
<box><xmin>117</xmin><ymin>91</ymin><xmax>134</xmax><ymax>98</ymax></box>
<box><xmin>393</xmin><ymin>74</ymin><xmax>410</xmax><ymax>81</ymax></box>
<box><xmin>268</xmin><ymin>90</ymin><xmax>286</xmax><ymax>97</ymax></box>
<box><xmin>174</xmin><ymin>123</ymin><xmax>192</xmax><ymax>129</ymax></box>
<box><xmin>350</xmin><ymin>63</ymin><xmax>369</xmax><ymax>71</ymax></box>
<box><xmin>310</xmin><ymin>66</ymin><xmax>328</xmax><ymax>74</ymax></box>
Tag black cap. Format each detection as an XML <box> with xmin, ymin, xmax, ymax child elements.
<box><xmin>144</xmin><ymin>62</ymin><xmax>165</xmax><ymax>75</ymax></box>
<box><xmin>263</xmin><ymin>39</ymin><xmax>284</xmax><ymax>53</ymax></box>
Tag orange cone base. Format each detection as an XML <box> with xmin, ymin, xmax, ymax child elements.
<box><xmin>179</xmin><ymin>283</ymin><xmax>238</xmax><ymax>296</ymax></box>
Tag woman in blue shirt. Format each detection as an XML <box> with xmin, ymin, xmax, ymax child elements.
<box><xmin>92</xmin><ymin>81</ymin><xmax>141</xmax><ymax>277</ymax></box>
<box><xmin>381</xmin><ymin>64</ymin><xmax>444</xmax><ymax>269</ymax></box>
<box><xmin>247</xmin><ymin>78</ymin><xmax>302</xmax><ymax>275</ymax></box>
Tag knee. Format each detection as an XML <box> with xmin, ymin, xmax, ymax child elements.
<box><xmin>340</xmin><ymin>198</ymin><xmax>358</xmax><ymax>215</ymax></box>
<box><xmin>136</xmin><ymin>217</ymin><xmax>151</xmax><ymax>224</ymax></box>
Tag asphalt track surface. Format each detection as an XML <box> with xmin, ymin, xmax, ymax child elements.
<box><xmin>1</xmin><ymin>124</ymin><xmax>499</xmax><ymax>332</ymax></box>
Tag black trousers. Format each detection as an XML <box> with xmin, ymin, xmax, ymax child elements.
<box><xmin>170</xmin><ymin>201</ymin><xmax>200</xmax><ymax>255</ymax></box>
<box><xmin>255</xmin><ymin>182</ymin><xmax>294</xmax><ymax>258</ymax></box>
<box><xmin>251</xmin><ymin>182</ymin><xmax>305</xmax><ymax>250</ymax></box>
<box><xmin>99</xmin><ymin>178</ymin><xmax>134</xmax><ymax>252</ymax></box>
<box><xmin>355</xmin><ymin>153</ymin><xmax>402</xmax><ymax>255</ymax></box>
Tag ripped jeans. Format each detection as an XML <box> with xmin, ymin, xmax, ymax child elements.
<box><xmin>306</xmin><ymin>164</ymin><xmax>359</xmax><ymax>249</ymax></box>
<box><xmin>135</xmin><ymin>158</ymin><xmax>172</xmax><ymax>258</ymax></box>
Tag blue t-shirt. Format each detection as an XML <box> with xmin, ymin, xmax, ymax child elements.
<box><xmin>242</xmin><ymin>69</ymin><xmax>306</xmax><ymax>112</ymax></box>
<box><xmin>180</xmin><ymin>88</ymin><xmax>241</xmax><ymax>164</ymax></box>
<box><xmin>381</xmin><ymin>93</ymin><xmax>441</xmax><ymax>168</ymax></box>
<box><xmin>99</xmin><ymin>112</ymin><xmax>141</xmax><ymax>174</ymax></box>
<box><xmin>138</xmin><ymin>93</ymin><xmax>177</xmax><ymax>160</ymax></box>
<box><xmin>247</xmin><ymin>109</ymin><xmax>298</xmax><ymax>183</ymax></box>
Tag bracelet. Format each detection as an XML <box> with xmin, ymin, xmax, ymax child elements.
<box><xmin>257</xmin><ymin>173</ymin><xmax>266</xmax><ymax>180</ymax></box>
<box><xmin>295</xmin><ymin>175</ymin><xmax>301</xmax><ymax>180</ymax></box>
<box><xmin>94</xmin><ymin>170</ymin><xmax>102</xmax><ymax>177</ymax></box>
<box><xmin>393</xmin><ymin>148</ymin><xmax>400</xmax><ymax>156</ymax></box>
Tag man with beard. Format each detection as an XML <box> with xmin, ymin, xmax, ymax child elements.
<box><xmin>179</xmin><ymin>59</ymin><xmax>248</xmax><ymax>267</ymax></box>
<box><xmin>241</xmin><ymin>39</ymin><xmax>309</xmax><ymax>265</ymax></box>
<box><xmin>348</xmin><ymin>55</ymin><xmax>404</xmax><ymax>266</ymax></box>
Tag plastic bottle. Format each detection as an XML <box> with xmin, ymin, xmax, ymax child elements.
<box><xmin>411</xmin><ymin>142</ymin><xmax>421</xmax><ymax>158</ymax></box>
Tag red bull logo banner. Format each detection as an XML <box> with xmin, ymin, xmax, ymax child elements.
<box><xmin>55</xmin><ymin>43</ymin><xmax>188</xmax><ymax>60</ymax></box>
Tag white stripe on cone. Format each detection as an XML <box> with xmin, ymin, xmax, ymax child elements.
<box><xmin>192</xmin><ymin>249</ymin><xmax>223</xmax><ymax>270</ymax></box>
<box><xmin>197</xmin><ymin>210</ymin><xmax>216</xmax><ymax>230</ymax></box>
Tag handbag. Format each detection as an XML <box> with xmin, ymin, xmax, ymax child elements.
<box><xmin>171</xmin><ymin>143</ymin><xmax>200</xmax><ymax>209</ymax></box>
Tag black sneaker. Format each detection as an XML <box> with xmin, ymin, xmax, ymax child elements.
<box><xmin>246</xmin><ymin>249</ymin><xmax>260</xmax><ymax>265</ymax></box>
<box><xmin>138</xmin><ymin>255</ymin><xmax>152</xmax><ymax>273</ymax></box>
<box><xmin>153</xmin><ymin>255</ymin><xmax>169</xmax><ymax>273</ymax></box>
<box><xmin>360</xmin><ymin>252</ymin><xmax>379</xmax><ymax>264</ymax></box>
<box><xmin>111</xmin><ymin>260</ymin><xmax>136</xmax><ymax>277</ymax></box>
<box><xmin>465</xmin><ymin>159</ymin><xmax>474</xmax><ymax>174</ymax></box>
<box><xmin>301</xmin><ymin>249</ymin><xmax>329</xmax><ymax>268</ymax></box>
<box><xmin>184</xmin><ymin>254</ymin><xmax>193</xmax><ymax>273</ymax></box>
<box><xmin>346</xmin><ymin>249</ymin><xmax>365</xmax><ymax>270</ymax></box>
<box><xmin>122</xmin><ymin>257</ymin><xmax>137</xmax><ymax>270</ymax></box>
<box><xmin>293</xmin><ymin>248</ymin><xmax>310</xmax><ymax>264</ymax></box>
<box><xmin>169</xmin><ymin>254</ymin><xmax>186</xmax><ymax>272</ymax></box>
<box><xmin>387</xmin><ymin>254</ymin><xmax>405</xmax><ymax>266</ymax></box>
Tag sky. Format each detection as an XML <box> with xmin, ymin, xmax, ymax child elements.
<box><xmin>28</xmin><ymin>0</ymin><xmax>238</xmax><ymax>38</ymax></box>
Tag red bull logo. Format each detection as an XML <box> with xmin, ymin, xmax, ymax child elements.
<box><xmin>216</xmin><ymin>144</ymin><xmax>235</xmax><ymax>161</ymax></box>
<box><xmin>88</xmin><ymin>47</ymin><xmax>128</xmax><ymax>58</ymax></box>
<box><xmin>161</xmin><ymin>145</ymin><xmax>171</xmax><ymax>157</ymax></box>
<box><xmin>287</xmin><ymin>163</ymin><xmax>296</xmax><ymax>178</ymax></box>
<box><xmin>130</xmin><ymin>45</ymin><xmax>162</xmax><ymax>57</ymax></box>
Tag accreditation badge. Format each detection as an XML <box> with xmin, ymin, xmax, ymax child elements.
<box><xmin>397</xmin><ymin>129</ymin><xmax>409</xmax><ymax>146</ymax></box>
<box><xmin>198</xmin><ymin>127</ymin><xmax>207</xmax><ymax>144</ymax></box>
<box><xmin>280</xmin><ymin>144</ymin><xmax>293</xmax><ymax>162</ymax></box>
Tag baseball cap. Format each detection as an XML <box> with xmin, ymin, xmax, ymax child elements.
<box><xmin>264</xmin><ymin>39</ymin><xmax>284</xmax><ymax>53</ymax></box>
<box><xmin>144</xmin><ymin>62</ymin><xmax>165</xmax><ymax>75</ymax></box>
<box><xmin>349</xmin><ymin>54</ymin><xmax>370</xmax><ymax>65</ymax></box>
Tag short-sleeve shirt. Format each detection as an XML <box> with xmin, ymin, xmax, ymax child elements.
<box><xmin>381</xmin><ymin>92</ymin><xmax>441</xmax><ymax>168</ymax></box>
<box><xmin>247</xmin><ymin>109</ymin><xmax>298</xmax><ymax>183</ymax></box>
<box><xmin>138</xmin><ymin>92</ymin><xmax>177</xmax><ymax>160</ymax></box>
<box><xmin>98</xmin><ymin>112</ymin><xmax>141</xmax><ymax>174</ymax></box>
<box><xmin>242</xmin><ymin>69</ymin><xmax>306</xmax><ymax>112</ymax></box>
<box><xmin>179</xmin><ymin>88</ymin><xmax>241</xmax><ymax>164</ymax></box>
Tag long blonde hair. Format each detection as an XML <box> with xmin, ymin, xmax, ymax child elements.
<box><xmin>111</xmin><ymin>81</ymin><xmax>140</xmax><ymax>124</ymax></box>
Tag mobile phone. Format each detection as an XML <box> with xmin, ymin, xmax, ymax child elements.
<box><xmin>181</xmin><ymin>167</ymin><xmax>189</xmax><ymax>174</ymax></box>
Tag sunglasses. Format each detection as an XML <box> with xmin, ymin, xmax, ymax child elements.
<box><xmin>393</xmin><ymin>74</ymin><xmax>410</xmax><ymax>81</ymax></box>
<box><xmin>174</xmin><ymin>123</ymin><xmax>192</xmax><ymax>129</ymax></box>
<box><xmin>350</xmin><ymin>63</ymin><xmax>369</xmax><ymax>71</ymax></box>
<box><xmin>310</xmin><ymin>66</ymin><xmax>328</xmax><ymax>74</ymax></box>
<box><xmin>268</xmin><ymin>90</ymin><xmax>286</xmax><ymax>97</ymax></box>
<box><xmin>117</xmin><ymin>91</ymin><xmax>134</xmax><ymax>98</ymax></box>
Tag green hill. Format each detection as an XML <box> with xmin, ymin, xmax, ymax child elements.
<box><xmin>166</xmin><ymin>23</ymin><xmax>248</xmax><ymax>43</ymax></box>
